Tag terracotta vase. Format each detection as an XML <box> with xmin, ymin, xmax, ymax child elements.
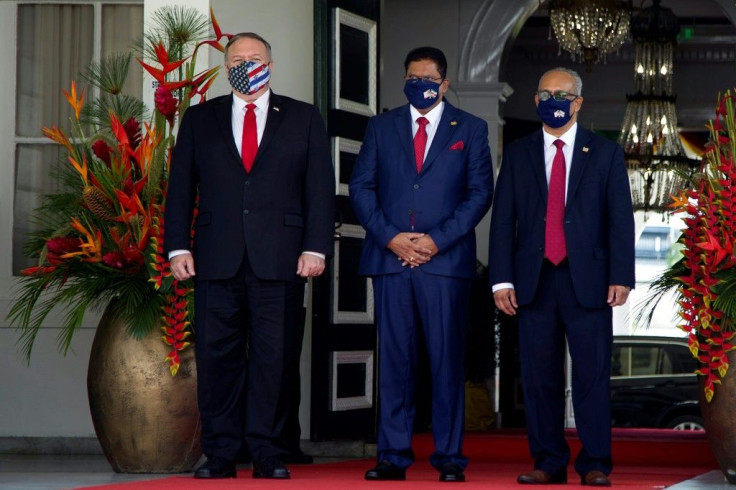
<box><xmin>87</xmin><ymin>303</ymin><xmax>202</xmax><ymax>473</ymax></box>
<box><xmin>699</xmin><ymin>350</ymin><xmax>736</xmax><ymax>484</ymax></box>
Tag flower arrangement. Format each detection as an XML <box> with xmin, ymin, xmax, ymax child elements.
<box><xmin>643</xmin><ymin>88</ymin><xmax>736</xmax><ymax>402</ymax></box>
<box><xmin>6</xmin><ymin>6</ymin><xmax>231</xmax><ymax>375</ymax></box>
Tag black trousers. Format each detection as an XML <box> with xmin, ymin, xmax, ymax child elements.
<box><xmin>194</xmin><ymin>253</ymin><xmax>304</xmax><ymax>463</ymax></box>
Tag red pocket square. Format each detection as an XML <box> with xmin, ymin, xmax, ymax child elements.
<box><xmin>449</xmin><ymin>141</ymin><xmax>464</xmax><ymax>151</ymax></box>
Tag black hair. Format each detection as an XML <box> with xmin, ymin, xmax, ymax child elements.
<box><xmin>403</xmin><ymin>46</ymin><xmax>447</xmax><ymax>79</ymax></box>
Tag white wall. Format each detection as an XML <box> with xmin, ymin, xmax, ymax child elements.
<box><xmin>0</xmin><ymin>0</ymin><xmax>314</xmax><ymax>442</ymax></box>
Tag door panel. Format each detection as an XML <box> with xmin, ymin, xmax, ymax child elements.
<box><xmin>311</xmin><ymin>0</ymin><xmax>379</xmax><ymax>441</ymax></box>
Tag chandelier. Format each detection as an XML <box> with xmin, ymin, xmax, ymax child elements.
<box><xmin>618</xmin><ymin>0</ymin><xmax>699</xmax><ymax>214</ymax></box>
<box><xmin>548</xmin><ymin>0</ymin><xmax>632</xmax><ymax>72</ymax></box>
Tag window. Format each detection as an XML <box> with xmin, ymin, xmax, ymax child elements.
<box><xmin>12</xmin><ymin>2</ymin><xmax>143</xmax><ymax>274</ymax></box>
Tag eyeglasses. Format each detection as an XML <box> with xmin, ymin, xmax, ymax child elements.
<box><xmin>536</xmin><ymin>90</ymin><xmax>579</xmax><ymax>102</ymax></box>
<box><xmin>406</xmin><ymin>75</ymin><xmax>443</xmax><ymax>84</ymax></box>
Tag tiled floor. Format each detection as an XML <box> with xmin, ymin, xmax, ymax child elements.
<box><xmin>0</xmin><ymin>454</ymin><xmax>732</xmax><ymax>490</ymax></box>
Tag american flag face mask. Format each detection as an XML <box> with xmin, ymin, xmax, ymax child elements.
<box><xmin>228</xmin><ymin>60</ymin><xmax>271</xmax><ymax>95</ymax></box>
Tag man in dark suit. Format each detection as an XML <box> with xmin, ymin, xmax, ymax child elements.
<box><xmin>165</xmin><ymin>32</ymin><xmax>335</xmax><ymax>480</ymax></box>
<box><xmin>488</xmin><ymin>67</ymin><xmax>635</xmax><ymax>487</ymax></box>
<box><xmin>350</xmin><ymin>46</ymin><xmax>493</xmax><ymax>483</ymax></box>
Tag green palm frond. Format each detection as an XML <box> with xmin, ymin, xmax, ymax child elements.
<box><xmin>144</xmin><ymin>6</ymin><xmax>209</xmax><ymax>60</ymax></box>
<box><xmin>82</xmin><ymin>53</ymin><xmax>132</xmax><ymax>96</ymax></box>
<box><xmin>81</xmin><ymin>94</ymin><xmax>147</xmax><ymax>128</ymax></box>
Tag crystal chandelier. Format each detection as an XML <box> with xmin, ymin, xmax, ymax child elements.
<box><xmin>618</xmin><ymin>0</ymin><xmax>699</xmax><ymax>214</ymax></box>
<box><xmin>548</xmin><ymin>0</ymin><xmax>632</xmax><ymax>72</ymax></box>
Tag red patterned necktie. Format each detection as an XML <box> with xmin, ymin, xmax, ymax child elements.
<box><xmin>545</xmin><ymin>139</ymin><xmax>567</xmax><ymax>265</ymax></box>
<box><xmin>242</xmin><ymin>103</ymin><xmax>258</xmax><ymax>172</ymax></box>
<box><xmin>414</xmin><ymin>116</ymin><xmax>429</xmax><ymax>173</ymax></box>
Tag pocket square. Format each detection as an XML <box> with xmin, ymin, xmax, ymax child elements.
<box><xmin>449</xmin><ymin>141</ymin><xmax>464</xmax><ymax>151</ymax></box>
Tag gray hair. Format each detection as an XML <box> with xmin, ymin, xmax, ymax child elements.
<box><xmin>539</xmin><ymin>67</ymin><xmax>583</xmax><ymax>95</ymax></box>
<box><xmin>224</xmin><ymin>32</ymin><xmax>273</xmax><ymax>62</ymax></box>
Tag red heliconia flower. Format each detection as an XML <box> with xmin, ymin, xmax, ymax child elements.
<box><xmin>91</xmin><ymin>139</ymin><xmax>113</xmax><ymax>166</ymax></box>
<box><xmin>46</xmin><ymin>236</ymin><xmax>83</xmax><ymax>254</ymax></box>
<box><xmin>123</xmin><ymin>244</ymin><xmax>144</xmax><ymax>267</ymax></box>
<box><xmin>155</xmin><ymin>85</ymin><xmax>178</xmax><ymax>125</ymax></box>
<box><xmin>123</xmin><ymin>118</ymin><xmax>142</xmax><ymax>150</ymax></box>
<box><xmin>102</xmin><ymin>251</ymin><xmax>126</xmax><ymax>269</ymax></box>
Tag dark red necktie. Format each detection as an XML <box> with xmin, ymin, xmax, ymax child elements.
<box><xmin>545</xmin><ymin>139</ymin><xmax>567</xmax><ymax>265</ymax></box>
<box><xmin>241</xmin><ymin>103</ymin><xmax>257</xmax><ymax>172</ymax></box>
<box><xmin>414</xmin><ymin>116</ymin><xmax>429</xmax><ymax>173</ymax></box>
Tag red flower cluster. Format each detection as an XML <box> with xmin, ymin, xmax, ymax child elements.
<box><xmin>670</xmin><ymin>90</ymin><xmax>736</xmax><ymax>402</ymax></box>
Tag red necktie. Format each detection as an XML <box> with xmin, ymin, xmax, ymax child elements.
<box><xmin>414</xmin><ymin>117</ymin><xmax>429</xmax><ymax>173</ymax></box>
<box><xmin>242</xmin><ymin>103</ymin><xmax>257</xmax><ymax>172</ymax></box>
<box><xmin>545</xmin><ymin>139</ymin><xmax>567</xmax><ymax>265</ymax></box>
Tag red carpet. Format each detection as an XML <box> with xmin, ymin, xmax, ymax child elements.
<box><xmin>77</xmin><ymin>430</ymin><xmax>718</xmax><ymax>489</ymax></box>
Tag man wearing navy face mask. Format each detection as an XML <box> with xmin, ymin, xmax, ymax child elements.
<box><xmin>488</xmin><ymin>67</ymin><xmax>634</xmax><ymax>486</ymax></box>
<box><xmin>165</xmin><ymin>32</ymin><xmax>334</xmax><ymax>480</ymax></box>
<box><xmin>350</xmin><ymin>46</ymin><xmax>493</xmax><ymax>483</ymax></box>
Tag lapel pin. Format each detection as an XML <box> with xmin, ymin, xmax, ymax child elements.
<box><xmin>273</xmin><ymin>106</ymin><xmax>280</xmax><ymax>112</ymax></box>
<box><xmin>450</xmin><ymin>121</ymin><xmax>457</xmax><ymax>126</ymax></box>
<box><xmin>582</xmin><ymin>146</ymin><xmax>589</xmax><ymax>153</ymax></box>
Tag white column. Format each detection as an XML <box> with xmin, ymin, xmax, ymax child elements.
<box><xmin>451</xmin><ymin>81</ymin><xmax>514</xmax><ymax>265</ymax></box>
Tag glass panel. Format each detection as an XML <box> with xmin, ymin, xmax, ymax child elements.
<box><xmin>13</xmin><ymin>144</ymin><xmax>65</xmax><ymax>274</ymax></box>
<box><xmin>339</xmin><ymin>25</ymin><xmax>369</xmax><ymax>105</ymax></box>
<box><xmin>102</xmin><ymin>4</ymin><xmax>144</xmax><ymax>99</ymax></box>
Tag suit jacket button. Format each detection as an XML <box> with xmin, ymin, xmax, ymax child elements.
<box><xmin>243</xmin><ymin>209</ymin><xmax>249</xmax><ymax>215</ymax></box>
<box><xmin>413</xmin><ymin>184</ymin><xmax>420</xmax><ymax>189</ymax></box>
<box><xmin>245</xmin><ymin>181</ymin><xmax>250</xmax><ymax>186</ymax></box>
<box><xmin>408</xmin><ymin>210</ymin><xmax>413</xmax><ymax>215</ymax></box>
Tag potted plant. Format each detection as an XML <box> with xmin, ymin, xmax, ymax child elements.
<box><xmin>641</xmin><ymin>88</ymin><xmax>736</xmax><ymax>482</ymax></box>
<box><xmin>5</xmin><ymin>6</ymin><xmax>231</xmax><ymax>473</ymax></box>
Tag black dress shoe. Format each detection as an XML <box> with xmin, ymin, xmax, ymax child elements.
<box><xmin>282</xmin><ymin>451</ymin><xmax>314</xmax><ymax>464</ymax></box>
<box><xmin>194</xmin><ymin>457</ymin><xmax>237</xmax><ymax>479</ymax></box>
<box><xmin>253</xmin><ymin>457</ymin><xmax>291</xmax><ymax>479</ymax></box>
<box><xmin>364</xmin><ymin>460</ymin><xmax>406</xmax><ymax>481</ymax></box>
<box><xmin>438</xmin><ymin>462</ymin><xmax>466</xmax><ymax>482</ymax></box>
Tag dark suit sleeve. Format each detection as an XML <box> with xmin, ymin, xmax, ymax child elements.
<box><xmin>163</xmin><ymin>108</ymin><xmax>198</xmax><ymax>255</ymax></box>
<box><xmin>606</xmin><ymin>144</ymin><xmax>635</xmax><ymax>288</ymax></box>
<box><xmin>302</xmin><ymin>106</ymin><xmax>336</xmax><ymax>257</ymax></box>
<box><xmin>349</xmin><ymin>117</ymin><xmax>403</xmax><ymax>247</ymax></box>
<box><xmin>426</xmin><ymin>119</ymin><xmax>494</xmax><ymax>252</ymax></box>
<box><xmin>488</xmin><ymin>147</ymin><xmax>516</xmax><ymax>286</ymax></box>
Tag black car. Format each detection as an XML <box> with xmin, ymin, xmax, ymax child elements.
<box><xmin>611</xmin><ymin>335</ymin><xmax>703</xmax><ymax>430</ymax></box>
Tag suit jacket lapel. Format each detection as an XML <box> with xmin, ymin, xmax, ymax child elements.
<box><xmin>528</xmin><ymin>130</ymin><xmax>547</xmax><ymax>200</ymax></box>
<box><xmin>394</xmin><ymin>105</ymin><xmax>415</xmax><ymax>166</ymax></box>
<box><xmin>215</xmin><ymin>94</ymin><xmax>241</xmax><ymax>163</ymax></box>
<box><xmin>567</xmin><ymin>127</ymin><xmax>593</xmax><ymax>207</ymax></box>
<box><xmin>422</xmin><ymin>103</ymin><xmax>459</xmax><ymax>172</ymax></box>
<box><xmin>256</xmin><ymin>92</ymin><xmax>285</xmax><ymax>165</ymax></box>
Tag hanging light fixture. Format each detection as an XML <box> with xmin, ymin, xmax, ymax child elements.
<box><xmin>618</xmin><ymin>0</ymin><xmax>699</xmax><ymax>214</ymax></box>
<box><xmin>548</xmin><ymin>0</ymin><xmax>633</xmax><ymax>72</ymax></box>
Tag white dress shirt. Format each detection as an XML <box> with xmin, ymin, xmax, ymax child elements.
<box><xmin>409</xmin><ymin>101</ymin><xmax>445</xmax><ymax>161</ymax></box>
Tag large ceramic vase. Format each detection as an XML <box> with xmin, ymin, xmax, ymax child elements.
<box><xmin>699</xmin><ymin>350</ymin><xmax>736</xmax><ymax>484</ymax></box>
<box><xmin>87</xmin><ymin>303</ymin><xmax>202</xmax><ymax>473</ymax></box>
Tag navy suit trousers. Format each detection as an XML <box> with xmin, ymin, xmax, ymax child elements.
<box><xmin>373</xmin><ymin>268</ymin><xmax>470</xmax><ymax>470</ymax></box>
<box><xmin>517</xmin><ymin>260</ymin><xmax>613</xmax><ymax>477</ymax></box>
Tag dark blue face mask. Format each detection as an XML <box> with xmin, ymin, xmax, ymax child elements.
<box><xmin>536</xmin><ymin>98</ymin><xmax>573</xmax><ymax>128</ymax></box>
<box><xmin>404</xmin><ymin>79</ymin><xmax>441</xmax><ymax>110</ymax></box>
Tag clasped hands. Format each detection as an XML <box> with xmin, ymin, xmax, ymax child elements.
<box><xmin>387</xmin><ymin>232</ymin><xmax>438</xmax><ymax>268</ymax></box>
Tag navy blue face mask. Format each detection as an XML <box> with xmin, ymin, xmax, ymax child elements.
<box><xmin>536</xmin><ymin>98</ymin><xmax>573</xmax><ymax>128</ymax></box>
<box><xmin>404</xmin><ymin>79</ymin><xmax>442</xmax><ymax>110</ymax></box>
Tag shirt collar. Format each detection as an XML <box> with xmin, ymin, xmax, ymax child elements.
<box><xmin>542</xmin><ymin>122</ymin><xmax>577</xmax><ymax>150</ymax></box>
<box><xmin>233</xmin><ymin>88</ymin><xmax>271</xmax><ymax>113</ymax></box>
<box><xmin>410</xmin><ymin>100</ymin><xmax>444</xmax><ymax>127</ymax></box>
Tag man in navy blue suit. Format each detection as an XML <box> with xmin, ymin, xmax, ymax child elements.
<box><xmin>165</xmin><ymin>32</ymin><xmax>334</xmax><ymax>480</ymax></box>
<box><xmin>489</xmin><ymin>67</ymin><xmax>635</xmax><ymax>487</ymax></box>
<box><xmin>350</xmin><ymin>46</ymin><xmax>493</xmax><ymax>483</ymax></box>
